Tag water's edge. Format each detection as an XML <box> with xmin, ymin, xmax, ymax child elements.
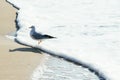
<box><xmin>6</xmin><ymin>0</ymin><xmax>106</xmax><ymax>80</ymax></box>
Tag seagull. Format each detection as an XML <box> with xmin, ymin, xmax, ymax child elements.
<box><xmin>29</xmin><ymin>26</ymin><xmax>56</xmax><ymax>44</ymax></box>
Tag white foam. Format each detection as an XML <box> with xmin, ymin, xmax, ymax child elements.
<box><xmin>7</xmin><ymin>0</ymin><xmax>120</xmax><ymax>80</ymax></box>
<box><xmin>6</xmin><ymin>35</ymin><xmax>15</xmax><ymax>40</ymax></box>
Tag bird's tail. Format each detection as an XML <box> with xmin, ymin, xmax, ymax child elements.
<box><xmin>44</xmin><ymin>35</ymin><xmax>56</xmax><ymax>38</ymax></box>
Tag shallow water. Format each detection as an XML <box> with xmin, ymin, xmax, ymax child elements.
<box><xmin>7</xmin><ymin>0</ymin><xmax>120</xmax><ymax>80</ymax></box>
<box><xmin>39</xmin><ymin>56</ymin><xmax>99</xmax><ymax>80</ymax></box>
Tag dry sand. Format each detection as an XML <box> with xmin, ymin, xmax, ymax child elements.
<box><xmin>0</xmin><ymin>0</ymin><xmax>47</xmax><ymax>80</ymax></box>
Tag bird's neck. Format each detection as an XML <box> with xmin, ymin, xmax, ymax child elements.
<box><xmin>30</xmin><ymin>28</ymin><xmax>36</xmax><ymax>34</ymax></box>
<box><xmin>32</xmin><ymin>28</ymin><xmax>35</xmax><ymax>31</ymax></box>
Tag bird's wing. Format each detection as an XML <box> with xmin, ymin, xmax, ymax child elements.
<box><xmin>35</xmin><ymin>31</ymin><xmax>55</xmax><ymax>38</ymax></box>
<box><xmin>33</xmin><ymin>31</ymin><xmax>43</xmax><ymax>36</ymax></box>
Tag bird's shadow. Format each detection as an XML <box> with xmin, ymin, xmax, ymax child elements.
<box><xmin>9</xmin><ymin>47</ymin><xmax>42</xmax><ymax>54</ymax></box>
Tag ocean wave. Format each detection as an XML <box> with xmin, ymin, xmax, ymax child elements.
<box><xmin>7</xmin><ymin>0</ymin><xmax>120</xmax><ymax>80</ymax></box>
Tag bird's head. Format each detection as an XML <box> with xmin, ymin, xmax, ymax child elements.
<box><xmin>29</xmin><ymin>26</ymin><xmax>35</xmax><ymax>29</ymax></box>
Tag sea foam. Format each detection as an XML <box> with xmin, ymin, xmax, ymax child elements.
<box><xmin>7</xmin><ymin>0</ymin><xmax>120</xmax><ymax>80</ymax></box>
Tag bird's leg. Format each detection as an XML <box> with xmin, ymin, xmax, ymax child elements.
<box><xmin>38</xmin><ymin>40</ymin><xmax>42</xmax><ymax>44</ymax></box>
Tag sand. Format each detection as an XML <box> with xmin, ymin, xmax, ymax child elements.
<box><xmin>0</xmin><ymin>0</ymin><xmax>47</xmax><ymax>80</ymax></box>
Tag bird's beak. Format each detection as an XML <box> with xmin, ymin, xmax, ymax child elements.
<box><xmin>29</xmin><ymin>26</ymin><xmax>32</xmax><ymax>28</ymax></box>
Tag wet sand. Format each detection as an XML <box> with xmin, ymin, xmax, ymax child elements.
<box><xmin>0</xmin><ymin>0</ymin><xmax>47</xmax><ymax>80</ymax></box>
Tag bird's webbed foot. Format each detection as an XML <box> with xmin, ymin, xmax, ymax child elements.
<box><xmin>38</xmin><ymin>40</ymin><xmax>42</xmax><ymax>45</ymax></box>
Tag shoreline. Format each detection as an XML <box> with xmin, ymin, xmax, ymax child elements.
<box><xmin>0</xmin><ymin>0</ymin><xmax>47</xmax><ymax>80</ymax></box>
<box><xmin>5</xmin><ymin>0</ymin><xmax>106</xmax><ymax>79</ymax></box>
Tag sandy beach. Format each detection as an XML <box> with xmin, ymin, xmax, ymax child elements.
<box><xmin>0</xmin><ymin>0</ymin><xmax>47</xmax><ymax>80</ymax></box>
